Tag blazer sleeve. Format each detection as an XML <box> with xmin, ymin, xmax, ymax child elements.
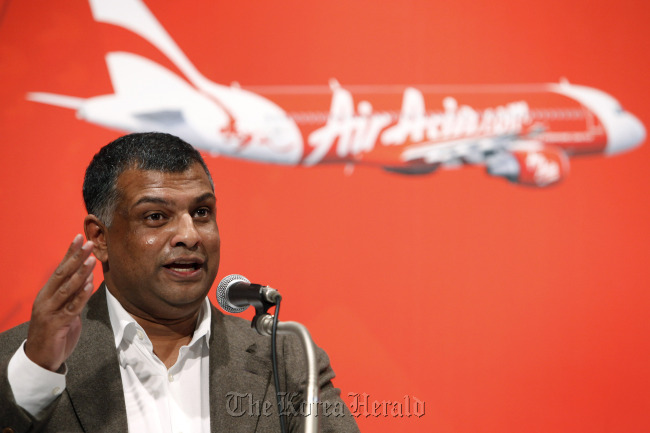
<box><xmin>0</xmin><ymin>323</ymin><xmax>55</xmax><ymax>433</ymax></box>
<box><xmin>281</xmin><ymin>334</ymin><xmax>360</xmax><ymax>433</ymax></box>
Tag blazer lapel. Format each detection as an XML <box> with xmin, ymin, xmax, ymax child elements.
<box><xmin>65</xmin><ymin>286</ymin><xmax>128</xmax><ymax>432</ymax></box>
<box><xmin>53</xmin><ymin>288</ymin><xmax>272</xmax><ymax>432</ymax></box>
<box><xmin>208</xmin><ymin>309</ymin><xmax>277</xmax><ymax>433</ymax></box>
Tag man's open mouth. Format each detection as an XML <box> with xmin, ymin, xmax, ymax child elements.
<box><xmin>163</xmin><ymin>260</ymin><xmax>203</xmax><ymax>273</ymax></box>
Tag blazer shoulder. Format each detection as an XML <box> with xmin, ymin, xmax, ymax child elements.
<box><xmin>212</xmin><ymin>306</ymin><xmax>270</xmax><ymax>347</ymax></box>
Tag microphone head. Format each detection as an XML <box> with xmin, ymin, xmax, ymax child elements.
<box><xmin>217</xmin><ymin>274</ymin><xmax>250</xmax><ymax>313</ymax></box>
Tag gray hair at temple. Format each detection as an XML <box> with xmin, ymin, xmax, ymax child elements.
<box><xmin>82</xmin><ymin>132</ymin><xmax>214</xmax><ymax>227</ymax></box>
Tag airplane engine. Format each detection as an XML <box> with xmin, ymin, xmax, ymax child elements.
<box><xmin>486</xmin><ymin>144</ymin><xmax>569</xmax><ymax>187</ymax></box>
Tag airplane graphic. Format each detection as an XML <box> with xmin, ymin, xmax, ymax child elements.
<box><xmin>27</xmin><ymin>0</ymin><xmax>645</xmax><ymax>187</ymax></box>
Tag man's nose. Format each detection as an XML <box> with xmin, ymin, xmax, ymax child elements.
<box><xmin>171</xmin><ymin>214</ymin><xmax>201</xmax><ymax>248</ymax></box>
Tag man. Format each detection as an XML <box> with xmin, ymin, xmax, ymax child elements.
<box><xmin>0</xmin><ymin>132</ymin><xmax>359</xmax><ymax>432</ymax></box>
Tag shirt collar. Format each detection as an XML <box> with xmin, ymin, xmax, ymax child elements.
<box><xmin>105</xmin><ymin>286</ymin><xmax>212</xmax><ymax>349</ymax></box>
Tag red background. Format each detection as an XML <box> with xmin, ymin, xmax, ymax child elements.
<box><xmin>1</xmin><ymin>1</ymin><xmax>649</xmax><ymax>431</ymax></box>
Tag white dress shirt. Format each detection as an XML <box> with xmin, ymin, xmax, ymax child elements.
<box><xmin>8</xmin><ymin>287</ymin><xmax>212</xmax><ymax>433</ymax></box>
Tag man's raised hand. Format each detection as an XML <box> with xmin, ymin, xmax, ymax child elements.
<box><xmin>24</xmin><ymin>234</ymin><xmax>96</xmax><ymax>372</ymax></box>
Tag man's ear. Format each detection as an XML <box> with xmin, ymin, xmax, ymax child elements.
<box><xmin>84</xmin><ymin>215</ymin><xmax>108</xmax><ymax>262</ymax></box>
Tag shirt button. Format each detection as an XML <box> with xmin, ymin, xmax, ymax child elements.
<box><xmin>168</xmin><ymin>373</ymin><xmax>174</xmax><ymax>382</ymax></box>
<box><xmin>136</xmin><ymin>329</ymin><xmax>144</xmax><ymax>340</ymax></box>
<box><xmin>52</xmin><ymin>387</ymin><xmax>61</xmax><ymax>395</ymax></box>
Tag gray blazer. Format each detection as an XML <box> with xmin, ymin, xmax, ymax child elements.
<box><xmin>0</xmin><ymin>287</ymin><xmax>359</xmax><ymax>432</ymax></box>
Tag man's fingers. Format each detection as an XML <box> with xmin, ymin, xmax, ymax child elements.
<box><xmin>55</xmin><ymin>234</ymin><xmax>84</xmax><ymax>274</ymax></box>
<box><xmin>25</xmin><ymin>248</ymin><xmax>95</xmax><ymax>372</ymax></box>
<box><xmin>51</xmin><ymin>255</ymin><xmax>96</xmax><ymax>306</ymax></box>
<box><xmin>64</xmin><ymin>271</ymin><xmax>95</xmax><ymax>315</ymax></box>
<box><xmin>43</xmin><ymin>237</ymin><xmax>94</xmax><ymax>298</ymax></box>
<box><xmin>61</xmin><ymin>234</ymin><xmax>84</xmax><ymax>262</ymax></box>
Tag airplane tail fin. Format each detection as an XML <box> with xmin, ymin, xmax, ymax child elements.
<box><xmin>26</xmin><ymin>92</ymin><xmax>85</xmax><ymax>109</ymax></box>
<box><xmin>88</xmin><ymin>0</ymin><xmax>209</xmax><ymax>90</ymax></box>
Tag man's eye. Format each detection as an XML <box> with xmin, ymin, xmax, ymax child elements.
<box><xmin>145</xmin><ymin>213</ymin><xmax>164</xmax><ymax>221</ymax></box>
<box><xmin>194</xmin><ymin>208</ymin><xmax>211</xmax><ymax>218</ymax></box>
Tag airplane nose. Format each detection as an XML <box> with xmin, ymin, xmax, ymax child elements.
<box><xmin>606</xmin><ymin>112</ymin><xmax>646</xmax><ymax>155</ymax></box>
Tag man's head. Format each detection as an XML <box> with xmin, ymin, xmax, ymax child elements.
<box><xmin>83</xmin><ymin>132</ymin><xmax>220</xmax><ymax>322</ymax></box>
<box><xmin>83</xmin><ymin>132</ymin><xmax>214</xmax><ymax>227</ymax></box>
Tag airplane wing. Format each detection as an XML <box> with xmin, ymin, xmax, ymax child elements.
<box><xmin>400</xmin><ymin>134</ymin><xmax>518</xmax><ymax>166</ymax></box>
<box><xmin>133</xmin><ymin>110</ymin><xmax>185</xmax><ymax>125</ymax></box>
<box><xmin>399</xmin><ymin>135</ymin><xmax>570</xmax><ymax>186</ymax></box>
<box><xmin>87</xmin><ymin>52</ymin><xmax>229</xmax><ymax>137</ymax></box>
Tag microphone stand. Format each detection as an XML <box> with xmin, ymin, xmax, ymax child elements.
<box><xmin>220</xmin><ymin>278</ymin><xmax>320</xmax><ymax>433</ymax></box>
<box><xmin>254</xmin><ymin>313</ymin><xmax>320</xmax><ymax>433</ymax></box>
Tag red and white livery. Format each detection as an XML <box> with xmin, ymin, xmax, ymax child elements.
<box><xmin>28</xmin><ymin>0</ymin><xmax>645</xmax><ymax>187</ymax></box>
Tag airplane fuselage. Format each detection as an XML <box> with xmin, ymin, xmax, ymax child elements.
<box><xmin>26</xmin><ymin>0</ymin><xmax>645</xmax><ymax>187</ymax></box>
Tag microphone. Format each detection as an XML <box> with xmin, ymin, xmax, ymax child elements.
<box><xmin>216</xmin><ymin>274</ymin><xmax>281</xmax><ymax>313</ymax></box>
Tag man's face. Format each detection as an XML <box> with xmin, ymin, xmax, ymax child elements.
<box><xmin>101</xmin><ymin>163</ymin><xmax>220</xmax><ymax>321</ymax></box>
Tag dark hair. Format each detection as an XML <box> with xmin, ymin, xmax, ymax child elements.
<box><xmin>83</xmin><ymin>132</ymin><xmax>213</xmax><ymax>226</ymax></box>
